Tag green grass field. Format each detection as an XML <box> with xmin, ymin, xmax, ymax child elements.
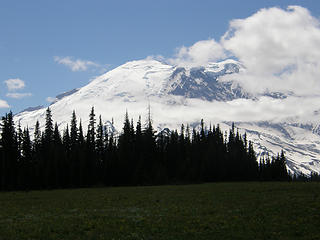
<box><xmin>0</xmin><ymin>182</ymin><xmax>319</xmax><ymax>240</ymax></box>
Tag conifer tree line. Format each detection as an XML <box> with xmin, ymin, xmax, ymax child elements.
<box><xmin>0</xmin><ymin>107</ymin><xmax>291</xmax><ymax>191</ymax></box>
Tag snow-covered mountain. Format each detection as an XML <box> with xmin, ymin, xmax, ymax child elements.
<box><xmin>15</xmin><ymin>59</ymin><xmax>247</xmax><ymax>130</ymax></box>
<box><xmin>14</xmin><ymin>58</ymin><xmax>320</xmax><ymax>175</ymax></box>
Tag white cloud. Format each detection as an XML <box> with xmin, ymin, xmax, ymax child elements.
<box><xmin>4</xmin><ymin>78</ymin><xmax>25</xmax><ymax>91</ymax></box>
<box><xmin>0</xmin><ymin>99</ymin><xmax>9</xmax><ymax>108</ymax></box>
<box><xmin>6</xmin><ymin>92</ymin><xmax>32</xmax><ymax>99</ymax></box>
<box><xmin>220</xmin><ymin>5</ymin><xmax>320</xmax><ymax>96</ymax></box>
<box><xmin>169</xmin><ymin>39</ymin><xmax>226</xmax><ymax>68</ymax></box>
<box><xmin>54</xmin><ymin>56</ymin><xmax>100</xmax><ymax>72</ymax></box>
<box><xmin>46</xmin><ymin>97</ymin><xmax>57</xmax><ymax>103</ymax></box>
<box><xmin>164</xmin><ymin>6</ymin><xmax>320</xmax><ymax>97</ymax></box>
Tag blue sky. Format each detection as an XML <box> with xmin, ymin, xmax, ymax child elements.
<box><xmin>1</xmin><ymin>0</ymin><xmax>320</xmax><ymax>116</ymax></box>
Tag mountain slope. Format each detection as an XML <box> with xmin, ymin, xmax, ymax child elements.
<box><xmin>221</xmin><ymin>122</ymin><xmax>320</xmax><ymax>175</ymax></box>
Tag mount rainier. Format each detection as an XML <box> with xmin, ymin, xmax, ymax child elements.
<box><xmin>14</xmin><ymin>58</ymin><xmax>320</xmax><ymax>175</ymax></box>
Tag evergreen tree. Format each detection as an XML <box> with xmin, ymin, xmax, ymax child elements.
<box><xmin>63</xmin><ymin>125</ymin><xmax>71</xmax><ymax>152</ymax></box>
<box><xmin>63</xmin><ymin>125</ymin><xmax>72</xmax><ymax>186</ymax></box>
<box><xmin>44</xmin><ymin>107</ymin><xmax>54</xmax><ymax>143</ymax></box>
<box><xmin>32</xmin><ymin>120</ymin><xmax>42</xmax><ymax>189</ymax></box>
<box><xmin>78</xmin><ymin>120</ymin><xmax>84</xmax><ymax>146</ymax></box>
<box><xmin>77</xmin><ymin>120</ymin><xmax>86</xmax><ymax>186</ymax></box>
<box><xmin>70</xmin><ymin>110</ymin><xmax>78</xmax><ymax>149</ymax></box>
<box><xmin>96</xmin><ymin>115</ymin><xmax>105</xmax><ymax>183</ymax></box>
<box><xmin>132</xmin><ymin>116</ymin><xmax>143</xmax><ymax>184</ymax></box>
<box><xmin>0</xmin><ymin>138</ymin><xmax>4</xmax><ymax>190</ymax></box>
<box><xmin>275</xmin><ymin>150</ymin><xmax>288</xmax><ymax>180</ymax></box>
<box><xmin>41</xmin><ymin>107</ymin><xmax>56</xmax><ymax>188</ymax></box>
<box><xmin>87</xmin><ymin>107</ymin><xmax>96</xmax><ymax>147</ymax></box>
<box><xmin>0</xmin><ymin>112</ymin><xmax>18</xmax><ymax>190</ymax></box>
<box><xmin>86</xmin><ymin>107</ymin><xmax>97</xmax><ymax>185</ymax></box>
<box><xmin>16</xmin><ymin>121</ymin><xmax>23</xmax><ymax>159</ymax></box>
<box><xmin>118</xmin><ymin>111</ymin><xmax>133</xmax><ymax>184</ymax></box>
<box><xmin>53</xmin><ymin>123</ymin><xmax>64</xmax><ymax>187</ymax></box>
<box><xmin>247</xmin><ymin>141</ymin><xmax>258</xmax><ymax>180</ymax></box>
<box><xmin>96</xmin><ymin>115</ymin><xmax>104</xmax><ymax>157</ymax></box>
<box><xmin>21</xmin><ymin>127</ymin><xmax>32</xmax><ymax>189</ymax></box>
<box><xmin>141</xmin><ymin>107</ymin><xmax>160</xmax><ymax>184</ymax></box>
<box><xmin>33</xmin><ymin>120</ymin><xmax>42</xmax><ymax>151</ymax></box>
<box><xmin>53</xmin><ymin>123</ymin><xmax>62</xmax><ymax>145</ymax></box>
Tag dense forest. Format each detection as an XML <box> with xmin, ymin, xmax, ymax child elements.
<box><xmin>0</xmin><ymin>107</ymin><xmax>291</xmax><ymax>191</ymax></box>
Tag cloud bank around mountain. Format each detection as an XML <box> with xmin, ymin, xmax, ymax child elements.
<box><xmin>170</xmin><ymin>6</ymin><xmax>320</xmax><ymax>97</ymax></box>
<box><xmin>168</xmin><ymin>39</ymin><xmax>226</xmax><ymax>68</ymax></box>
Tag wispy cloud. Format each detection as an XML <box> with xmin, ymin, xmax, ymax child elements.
<box><xmin>6</xmin><ymin>92</ymin><xmax>32</xmax><ymax>99</ymax></box>
<box><xmin>54</xmin><ymin>56</ymin><xmax>101</xmax><ymax>72</ymax></box>
<box><xmin>0</xmin><ymin>99</ymin><xmax>9</xmax><ymax>108</ymax></box>
<box><xmin>3</xmin><ymin>78</ymin><xmax>32</xmax><ymax>100</ymax></box>
<box><xmin>4</xmin><ymin>78</ymin><xmax>25</xmax><ymax>91</ymax></box>
<box><xmin>46</xmin><ymin>96</ymin><xmax>57</xmax><ymax>103</ymax></box>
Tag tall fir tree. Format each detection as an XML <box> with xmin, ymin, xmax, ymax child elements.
<box><xmin>33</xmin><ymin>120</ymin><xmax>41</xmax><ymax>151</ymax></box>
<box><xmin>70</xmin><ymin>110</ymin><xmax>78</xmax><ymax>149</ymax></box>
<box><xmin>86</xmin><ymin>107</ymin><xmax>97</xmax><ymax>185</ymax></box>
<box><xmin>96</xmin><ymin>115</ymin><xmax>104</xmax><ymax>157</ymax></box>
<box><xmin>21</xmin><ymin>127</ymin><xmax>32</xmax><ymax>189</ymax></box>
<box><xmin>118</xmin><ymin>111</ymin><xmax>133</xmax><ymax>184</ymax></box>
<box><xmin>87</xmin><ymin>107</ymin><xmax>96</xmax><ymax>147</ymax></box>
<box><xmin>44</xmin><ymin>107</ymin><xmax>54</xmax><ymax>143</ymax></box>
<box><xmin>0</xmin><ymin>112</ymin><xmax>18</xmax><ymax>190</ymax></box>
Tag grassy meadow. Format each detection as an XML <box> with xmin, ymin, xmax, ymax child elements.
<box><xmin>0</xmin><ymin>182</ymin><xmax>319</xmax><ymax>240</ymax></box>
